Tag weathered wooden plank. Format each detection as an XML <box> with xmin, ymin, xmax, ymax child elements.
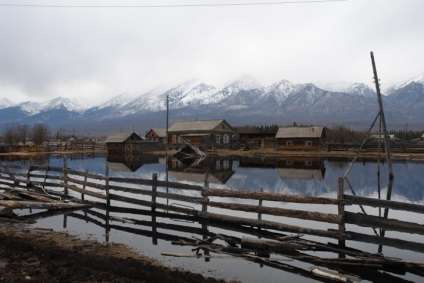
<box><xmin>0</xmin><ymin>200</ymin><xmax>92</xmax><ymax>210</ymax></box>
<box><xmin>204</xmin><ymin>189</ymin><xmax>350</xmax><ymax>205</ymax></box>
<box><xmin>344</xmin><ymin>212</ymin><xmax>424</xmax><ymax>235</ymax></box>
<box><xmin>64</xmin><ymin>176</ymin><xmax>106</xmax><ymax>190</ymax></box>
<box><xmin>344</xmin><ymin>194</ymin><xmax>424</xmax><ymax>214</ymax></box>
<box><xmin>205</xmin><ymin>201</ymin><xmax>343</xmax><ymax>224</ymax></box>
<box><xmin>60</xmin><ymin>182</ymin><xmax>106</xmax><ymax>200</ymax></box>
<box><xmin>198</xmin><ymin>211</ymin><xmax>341</xmax><ymax>239</ymax></box>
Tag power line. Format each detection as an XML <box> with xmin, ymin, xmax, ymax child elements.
<box><xmin>0</xmin><ymin>0</ymin><xmax>347</xmax><ymax>9</ymax></box>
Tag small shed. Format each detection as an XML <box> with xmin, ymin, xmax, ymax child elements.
<box><xmin>275</xmin><ymin>126</ymin><xmax>324</xmax><ymax>151</ymax></box>
<box><xmin>168</xmin><ymin>119</ymin><xmax>236</xmax><ymax>149</ymax></box>
<box><xmin>105</xmin><ymin>132</ymin><xmax>159</xmax><ymax>155</ymax></box>
<box><xmin>105</xmin><ymin>132</ymin><xmax>143</xmax><ymax>155</ymax></box>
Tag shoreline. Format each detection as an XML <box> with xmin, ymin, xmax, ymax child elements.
<box><xmin>0</xmin><ymin>220</ymin><xmax>230</xmax><ymax>283</ymax></box>
<box><xmin>1</xmin><ymin>148</ymin><xmax>424</xmax><ymax>160</ymax></box>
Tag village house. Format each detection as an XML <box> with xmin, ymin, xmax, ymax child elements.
<box><xmin>167</xmin><ymin>119</ymin><xmax>236</xmax><ymax>150</ymax></box>
<box><xmin>411</xmin><ymin>133</ymin><xmax>424</xmax><ymax>145</ymax></box>
<box><xmin>145</xmin><ymin>128</ymin><xmax>167</xmax><ymax>144</ymax></box>
<box><xmin>275</xmin><ymin>126</ymin><xmax>325</xmax><ymax>151</ymax></box>
<box><xmin>105</xmin><ymin>132</ymin><xmax>159</xmax><ymax>155</ymax></box>
<box><xmin>237</xmin><ymin>130</ymin><xmax>278</xmax><ymax>149</ymax></box>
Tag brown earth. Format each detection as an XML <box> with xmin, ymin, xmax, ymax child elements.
<box><xmin>0</xmin><ymin>220</ymin><xmax>232</xmax><ymax>283</ymax></box>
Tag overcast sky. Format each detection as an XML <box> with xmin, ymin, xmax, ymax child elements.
<box><xmin>0</xmin><ymin>0</ymin><xmax>423</xmax><ymax>105</ymax></box>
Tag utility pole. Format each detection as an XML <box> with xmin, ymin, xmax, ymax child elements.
<box><xmin>370</xmin><ymin>51</ymin><xmax>394</xmax><ymax>180</ymax></box>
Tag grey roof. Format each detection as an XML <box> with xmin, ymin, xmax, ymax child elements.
<box><xmin>276</xmin><ymin>126</ymin><xmax>324</xmax><ymax>139</ymax></box>
<box><xmin>105</xmin><ymin>132</ymin><xmax>141</xmax><ymax>143</ymax></box>
<box><xmin>150</xmin><ymin>128</ymin><xmax>167</xmax><ymax>138</ymax></box>
<box><xmin>168</xmin><ymin>119</ymin><xmax>234</xmax><ymax>133</ymax></box>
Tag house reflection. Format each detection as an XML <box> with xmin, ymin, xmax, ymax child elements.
<box><xmin>107</xmin><ymin>154</ymin><xmax>160</xmax><ymax>172</ymax></box>
<box><xmin>239</xmin><ymin>157</ymin><xmax>326</xmax><ymax>180</ymax></box>
<box><xmin>168</xmin><ymin>156</ymin><xmax>235</xmax><ymax>184</ymax></box>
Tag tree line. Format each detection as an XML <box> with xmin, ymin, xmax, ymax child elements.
<box><xmin>1</xmin><ymin>123</ymin><xmax>50</xmax><ymax>145</ymax></box>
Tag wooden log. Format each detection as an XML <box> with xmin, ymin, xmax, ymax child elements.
<box><xmin>0</xmin><ymin>200</ymin><xmax>92</xmax><ymax>210</ymax></box>
<box><xmin>203</xmin><ymin>188</ymin><xmax>350</xmax><ymax>205</ymax></box>
<box><xmin>205</xmin><ymin>201</ymin><xmax>343</xmax><ymax>224</ymax></box>
<box><xmin>198</xmin><ymin>211</ymin><xmax>341</xmax><ymax>239</ymax></box>
<box><xmin>241</xmin><ymin>236</ymin><xmax>307</xmax><ymax>252</ymax></box>
<box><xmin>344</xmin><ymin>211</ymin><xmax>424</xmax><ymax>235</ymax></box>
<box><xmin>344</xmin><ymin>194</ymin><xmax>424</xmax><ymax>214</ymax></box>
<box><xmin>11</xmin><ymin>191</ymin><xmax>58</xmax><ymax>203</ymax></box>
<box><xmin>60</xmin><ymin>182</ymin><xmax>106</xmax><ymax>200</ymax></box>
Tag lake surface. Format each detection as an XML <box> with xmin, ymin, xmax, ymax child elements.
<box><xmin>2</xmin><ymin>153</ymin><xmax>424</xmax><ymax>283</ymax></box>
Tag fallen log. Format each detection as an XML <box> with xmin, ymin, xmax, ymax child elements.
<box><xmin>0</xmin><ymin>200</ymin><xmax>93</xmax><ymax>210</ymax></box>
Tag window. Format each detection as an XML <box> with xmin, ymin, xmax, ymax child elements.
<box><xmin>286</xmin><ymin>160</ymin><xmax>293</xmax><ymax>166</ymax></box>
<box><xmin>178</xmin><ymin>136</ymin><xmax>183</xmax><ymax>144</ymax></box>
<box><xmin>305</xmin><ymin>160</ymin><xmax>313</xmax><ymax>166</ymax></box>
<box><xmin>305</xmin><ymin>141</ymin><xmax>312</xmax><ymax>146</ymax></box>
<box><xmin>223</xmin><ymin>134</ymin><xmax>229</xmax><ymax>144</ymax></box>
<box><xmin>223</xmin><ymin>160</ymin><xmax>230</xmax><ymax>169</ymax></box>
<box><xmin>287</xmin><ymin>141</ymin><xmax>293</xmax><ymax>146</ymax></box>
<box><xmin>216</xmin><ymin>135</ymin><xmax>221</xmax><ymax>144</ymax></box>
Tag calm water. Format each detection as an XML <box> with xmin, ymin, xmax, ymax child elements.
<box><xmin>3</xmin><ymin>154</ymin><xmax>424</xmax><ymax>283</ymax></box>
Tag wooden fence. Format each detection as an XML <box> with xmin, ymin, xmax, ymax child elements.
<box><xmin>324</xmin><ymin>142</ymin><xmax>424</xmax><ymax>153</ymax></box>
<box><xmin>1</xmin><ymin>162</ymin><xmax>424</xmax><ymax>282</ymax></box>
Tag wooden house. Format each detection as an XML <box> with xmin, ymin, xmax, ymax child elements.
<box><xmin>237</xmin><ymin>130</ymin><xmax>277</xmax><ymax>149</ymax></box>
<box><xmin>275</xmin><ymin>126</ymin><xmax>324</xmax><ymax>151</ymax></box>
<box><xmin>105</xmin><ymin>132</ymin><xmax>159</xmax><ymax>155</ymax></box>
<box><xmin>168</xmin><ymin>119</ymin><xmax>236</xmax><ymax>150</ymax></box>
<box><xmin>411</xmin><ymin>133</ymin><xmax>424</xmax><ymax>145</ymax></box>
<box><xmin>145</xmin><ymin>128</ymin><xmax>167</xmax><ymax>145</ymax></box>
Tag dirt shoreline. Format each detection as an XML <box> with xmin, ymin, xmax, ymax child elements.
<box><xmin>0</xmin><ymin>220</ymin><xmax>230</xmax><ymax>283</ymax></box>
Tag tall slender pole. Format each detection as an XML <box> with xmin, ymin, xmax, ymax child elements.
<box><xmin>370</xmin><ymin>51</ymin><xmax>394</xmax><ymax>180</ymax></box>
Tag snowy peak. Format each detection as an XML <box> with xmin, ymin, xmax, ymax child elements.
<box><xmin>389</xmin><ymin>73</ymin><xmax>424</xmax><ymax>92</ymax></box>
<box><xmin>176</xmin><ymin>83</ymin><xmax>218</xmax><ymax>106</ymax></box>
<box><xmin>97</xmin><ymin>93</ymin><xmax>135</xmax><ymax>109</ymax></box>
<box><xmin>316</xmin><ymin>82</ymin><xmax>375</xmax><ymax>97</ymax></box>
<box><xmin>344</xmin><ymin>83</ymin><xmax>375</xmax><ymax>98</ymax></box>
<box><xmin>17</xmin><ymin>97</ymin><xmax>85</xmax><ymax>115</ymax></box>
<box><xmin>0</xmin><ymin>98</ymin><xmax>15</xmax><ymax>109</ymax></box>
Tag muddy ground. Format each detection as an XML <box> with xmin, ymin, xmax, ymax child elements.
<box><xmin>0</xmin><ymin>220</ymin><xmax>230</xmax><ymax>283</ymax></box>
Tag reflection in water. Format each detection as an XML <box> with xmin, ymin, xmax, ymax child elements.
<box><xmin>168</xmin><ymin>156</ymin><xmax>235</xmax><ymax>184</ymax></box>
<box><xmin>1</xmin><ymin>154</ymin><xmax>424</xmax><ymax>283</ymax></box>
<box><xmin>107</xmin><ymin>154</ymin><xmax>160</xmax><ymax>172</ymax></box>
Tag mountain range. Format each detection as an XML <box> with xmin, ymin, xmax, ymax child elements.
<box><xmin>0</xmin><ymin>75</ymin><xmax>423</xmax><ymax>136</ymax></box>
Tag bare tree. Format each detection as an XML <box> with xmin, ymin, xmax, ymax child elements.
<box><xmin>16</xmin><ymin>124</ymin><xmax>30</xmax><ymax>145</ymax></box>
<box><xmin>3</xmin><ymin>124</ymin><xmax>17</xmax><ymax>145</ymax></box>
<box><xmin>32</xmin><ymin>124</ymin><xmax>50</xmax><ymax>145</ymax></box>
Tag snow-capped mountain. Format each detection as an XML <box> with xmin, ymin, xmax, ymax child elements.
<box><xmin>0</xmin><ymin>75</ymin><xmax>423</xmax><ymax>134</ymax></box>
<box><xmin>0</xmin><ymin>98</ymin><xmax>14</xmax><ymax>109</ymax></box>
<box><xmin>17</xmin><ymin>97</ymin><xmax>86</xmax><ymax>116</ymax></box>
<box><xmin>384</xmin><ymin>73</ymin><xmax>424</xmax><ymax>95</ymax></box>
<box><xmin>316</xmin><ymin>82</ymin><xmax>375</xmax><ymax>98</ymax></box>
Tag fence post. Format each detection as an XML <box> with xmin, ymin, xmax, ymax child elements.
<box><xmin>105</xmin><ymin>164</ymin><xmax>110</xmax><ymax>243</ymax></box>
<box><xmin>63</xmin><ymin>157</ymin><xmax>68</xmax><ymax>195</ymax></box>
<box><xmin>202</xmin><ymin>172</ymin><xmax>210</xmax><ymax>261</ymax></box>
<box><xmin>152</xmin><ymin>173</ymin><xmax>158</xmax><ymax>245</ymax></box>
<box><xmin>338</xmin><ymin>177</ymin><xmax>346</xmax><ymax>258</ymax></box>
<box><xmin>26</xmin><ymin>165</ymin><xmax>32</xmax><ymax>190</ymax></box>
<box><xmin>81</xmin><ymin>170</ymin><xmax>88</xmax><ymax>201</ymax></box>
